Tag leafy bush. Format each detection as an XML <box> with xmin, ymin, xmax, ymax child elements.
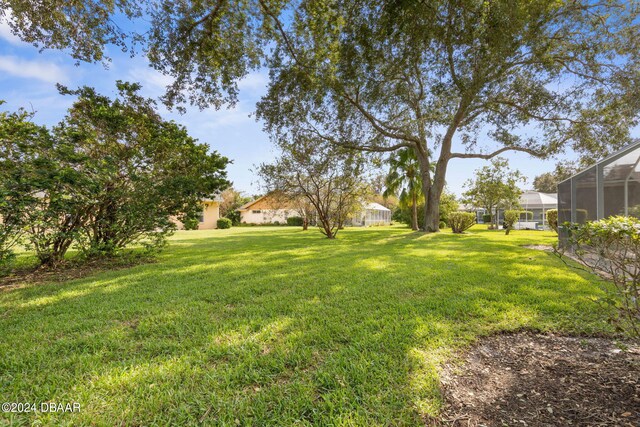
<box><xmin>226</xmin><ymin>210</ymin><xmax>242</xmax><ymax>226</ymax></box>
<box><xmin>287</xmin><ymin>216</ymin><xmax>304</xmax><ymax>226</ymax></box>
<box><xmin>449</xmin><ymin>212</ymin><xmax>475</xmax><ymax>234</ymax></box>
<box><xmin>482</xmin><ymin>213</ymin><xmax>492</xmax><ymax>224</ymax></box>
<box><xmin>217</xmin><ymin>218</ymin><xmax>232</xmax><ymax>229</ymax></box>
<box><xmin>503</xmin><ymin>210</ymin><xmax>520</xmax><ymax>235</ymax></box>
<box><xmin>556</xmin><ymin>216</ymin><xmax>640</xmax><ymax>338</ymax></box>
<box><xmin>546</xmin><ymin>209</ymin><xmax>558</xmax><ymax>233</ymax></box>
<box><xmin>439</xmin><ymin>220</ymin><xmax>446</xmax><ymax>229</ymax></box>
<box><xmin>183</xmin><ymin>218</ymin><xmax>199</xmax><ymax>230</ymax></box>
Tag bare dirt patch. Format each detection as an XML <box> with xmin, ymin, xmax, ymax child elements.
<box><xmin>433</xmin><ymin>333</ymin><xmax>640</xmax><ymax>426</ymax></box>
<box><xmin>0</xmin><ymin>256</ymin><xmax>153</xmax><ymax>290</ymax></box>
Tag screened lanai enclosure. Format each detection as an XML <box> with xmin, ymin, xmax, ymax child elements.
<box><xmin>351</xmin><ymin>202</ymin><xmax>392</xmax><ymax>226</ymax></box>
<box><xmin>557</xmin><ymin>140</ymin><xmax>640</xmax><ymax>226</ymax></box>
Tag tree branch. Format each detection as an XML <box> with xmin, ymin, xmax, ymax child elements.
<box><xmin>451</xmin><ymin>145</ymin><xmax>546</xmax><ymax>159</ymax></box>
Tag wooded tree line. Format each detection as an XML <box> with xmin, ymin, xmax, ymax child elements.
<box><xmin>0</xmin><ymin>83</ymin><xmax>229</xmax><ymax>268</ymax></box>
<box><xmin>1</xmin><ymin>0</ymin><xmax>639</xmax><ymax>232</ymax></box>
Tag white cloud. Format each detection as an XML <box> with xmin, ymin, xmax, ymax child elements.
<box><xmin>0</xmin><ymin>55</ymin><xmax>68</xmax><ymax>83</ymax></box>
<box><xmin>127</xmin><ymin>66</ymin><xmax>174</xmax><ymax>92</ymax></box>
<box><xmin>237</xmin><ymin>71</ymin><xmax>269</xmax><ymax>91</ymax></box>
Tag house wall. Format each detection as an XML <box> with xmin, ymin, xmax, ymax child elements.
<box><xmin>199</xmin><ymin>201</ymin><xmax>221</xmax><ymax>229</ymax></box>
<box><xmin>173</xmin><ymin>201</ymin><xmax>220</xmax><ymax>230</ymax></box>
<box><xmin>240</xmin><ymin>209</ymin><xmax>298</xmax><ymax>224</ymax></box>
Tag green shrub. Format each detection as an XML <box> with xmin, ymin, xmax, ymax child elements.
<box><xmin>503</xmin><ymin>210</ymin><xmax>520</xmax><ymax>235</ymax></box>
<box><xmin>217</xmin><ymin>218</ymin><xmax>232</xmax><ymax>229</ymax></box>
<box><xmin>183</xmin><ymin>218</ymin><xmax>199</xmax><ymax>230</ymax></box>
<box><xmin>546</xmin><ymin>209</ymin><xmax>558</xmax><ymax>233</ymax></box>
<box><xmin>482</xmin><ymin>213</ymin><xmax>492</xmax><ymax>224</ymax></box>
<box><xmin>287</xmin><ymin>216</ymin><xmax>304</xmax><ymax>226</ymax></box>
<box><xmin>557</xmin><ymin>216</ymin><xmax>640</xmax><ymax>338</ymax></box>
<box><xmin>449</xmin><ymin>212</ymin><xmax>476</xmax><ymax>234</ymax></box>
<box><xmin>438</xmin><ymin>220</ymin><xmax>446</xmax><ymax>229</ymax></box>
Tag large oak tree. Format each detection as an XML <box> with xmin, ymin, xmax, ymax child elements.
<box><xmin>3</xmin><ymin>0</ymin><xmax>639</xmax><ymax>230</ymax></box>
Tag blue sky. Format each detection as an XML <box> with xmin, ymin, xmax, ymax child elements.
<box><xmin>0</xmin><ymin>20</ymin><xmax>622</xmax><ymax>198</ymax></box>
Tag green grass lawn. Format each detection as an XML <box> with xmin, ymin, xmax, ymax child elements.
<box><xmin>0</xmin><ymin>225</ymin><xmax>612</xmax><ymax>426</ymax></box>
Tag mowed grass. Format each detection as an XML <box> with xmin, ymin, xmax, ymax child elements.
<box><xmin>0</xmin><ymin>225</ymin><xmax>612</xmax><ymax>426</ymax></box>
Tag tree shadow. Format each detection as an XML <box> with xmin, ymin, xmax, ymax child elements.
<box><xmin>0</xmin><ymin>227</ymin><xmax>612</xmax><ymax>425</ymax></box>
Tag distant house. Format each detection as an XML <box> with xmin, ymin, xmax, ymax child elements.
<box><xmin>173</xmin><ymin>196</ymin><xmax>222</xmax><ymax>230</ymax></box>
<box><xmin>238</xmin><ymin>193</ymin><xmax>392</xmax><ymax>226</ymax></box>
<box><xmin>237</xmin><ymin>194</ymin><xmax>299</xmax><ymax>225</ymax></box>
<box><xmin>518</xmin><ymin>191</ymin><xmax>558</xmax><ymax>228</ymax></box>
<box><xmin>460</xmin><ymin>190</ymin><xmax>558</xmax><ymax>230</ymax></box>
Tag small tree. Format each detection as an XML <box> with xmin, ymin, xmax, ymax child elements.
<box><xmin>0</xmin><ymin>107</ymin><xmax>43</xmax><ymax>266</ymax></box>
<box><xmin>258</xmin><ymin>137</ymin><xmax>368</xmax><ymax>239</ymax></box>
<box><xmin>1</xmin><ymin>106</ymin><xmax>94</xmax><ymax>267</ymax></box>
<box><xmin>292</xmin><ymin>198</ymin><xmax>315</xmax><ymax>230</ymax></box>
<box><xmin>439</xmin><ymin>192</ymin><xmax>460</xmax><ymax>226</ymax></box>
<box><xmin>449</xmin><ymin>212</ymin><xmax>476</xmax><ymax>234</ymax></box>
<box><xmin>463</xmin><ymin>158</ymin><xmax>524</xmax><ymax>229</ymax></box>
<box><xmin>503</xmin><ymin>210</ymin><xmax>520</xmax><ymax>235</ymax></box>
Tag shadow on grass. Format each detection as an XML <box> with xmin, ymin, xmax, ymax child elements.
<box><xmin>0</xmin><ymin>226</ymin><xmax>612</xmax><ymax>425</ymax></box>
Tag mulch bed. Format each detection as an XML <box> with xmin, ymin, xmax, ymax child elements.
<box><xmin>432</xmin><ymin>333</ymin><xmax>640</xmax><ymax>426</ymax></box>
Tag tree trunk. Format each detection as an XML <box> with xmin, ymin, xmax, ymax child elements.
<box><xmin>411</xmin><ymin>193</ymin><xmax>418</xmax><ymax>231</ymax></box>
<box><xmin>415</xmin><ymin>147</ymin><xmax>437</xmax><ymax>232</ymax></box>
<box><xmin>424</xmin><ymin>156</ymin><xmax>449</xmax><ymax>232</ymax></box>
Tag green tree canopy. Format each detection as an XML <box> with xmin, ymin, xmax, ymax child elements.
<box><xmin>533</xmin><ymin>162</ymin><xmax>578</xmax><ymax>193</ymax></box>
<box><xmin>2</xmin><ymin>0</ymin><xmax>639</xmax><ymax>231</ymax></box>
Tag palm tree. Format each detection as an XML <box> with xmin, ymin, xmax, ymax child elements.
<box><xmin>383</xmin><ymin>148</ymin><xmax>424</xmax><ymax>230</ymax></box>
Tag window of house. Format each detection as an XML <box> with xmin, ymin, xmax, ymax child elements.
<box><xmin>252</xmin><ymin>210</ymin><xmax>261</xmax><ymax>214</ymax></box>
